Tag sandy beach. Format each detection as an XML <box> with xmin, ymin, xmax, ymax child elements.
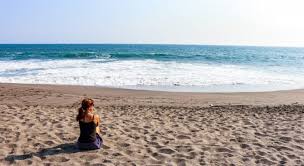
<box><xmin>0</xmin><ymin>83</ymin><xmax>303</xmax><ymax>165</ymax></box>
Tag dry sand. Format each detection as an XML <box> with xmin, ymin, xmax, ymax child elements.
<box><xmin>0</xmin><ymin>83</ymin><xmax>303</xmax><ymax>165</ymax></box>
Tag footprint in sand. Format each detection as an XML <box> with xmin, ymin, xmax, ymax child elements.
<box><xmin>294</xmin><ymin>145</ymin><xmax>304</xmax><ymax>150</ymax></box>
<box><xmin>175</xmin><ymin>158</ymin><xmax>186</xmax><ymax>166</ymax></box>
<box><xmin>102</xmin><ymin>151</ymin><xmax>109</xmax><ymax>156</ymax></box>
<box><xmin>257</xmin><ymin>150</ymin><xmax>267</xmax><ymax>156</ymax></box>
<box><xmin>28</xmin><ymin>123</ymin><xmax>35</xmax><ymax>128</ymax></box>
<box><xmin>240</xmin><ymin>143</ymin><xmax>251</xmax><ymax>149</ymax></box>
<box><xmin>294</xmin><ymin>139</ymin><xmax>304</xmax><ymax>144</ymax></box>
<box><xmin>34</xmin><ymin>143</ymin><xmax>44</xmax><ymax>148</ymax></box>
<box><xmin>255</xmin><ymin>157</ymin><xmax>276</xmax><ymax>165</ymax></box>
<box><xmin>112</xmin><ymin>152</ymin><xmax>122</xmax><ymax>157</ymax></box>
<box><xmin>8</xmin><ymin>143</ymin><xmax>17</xmax><ymax>149</ymax></box>
<box><xmin>199</xmin><ymin>158</ymin><xmax>207</xmax><ymax>165</ymax></box>
<box><xmin>162</xmin><ymin>140</ymin><xmax>169</xmax><ymax>145</ymax></box>
<box><xmin>143</xmin><ymin>126</ymin><xmax>151</xmax><ymax>129</ymax></box>
<box><xmin>252</xmin><ymin>143</ymin><xmax>265</xmax><ymax>148</ymax></box>
<box><xmin>268</xmin><ymin>145</ymin><xmax>294</xmax><ymax>152</ymax></box>
<box><xmin>158</xmin><ymin>148</ymin><xmax>175</xmax><ymax>154</ymax></box>
<box><xmin>186</xmin><ymin>151</ymin><xmax>197</xmax><ymax>159</ymax></box>
<box><xmin>125</xmin><ymin>150</ymin><xmax>134</xmax><ymax>155</ymax></box>
<box><xmin>91</xmin><ymin>164</ymin><xmax>106</xmax><ymax>166</ymax></box>
<box><xmin>216</xmin><ymin>147</ymin><xmax>234</xmax><ymax>153</ymax></box>
<box><xmin>49</xmin><ymin>156</ymin><xmax>70</xmax><ymax>162</ymax></box>
<box><xmin>55</xmin><ymin>132</ymin><xmax>65</xmax><ymax>140</ymax></box>
<box><xmin>102</xmin><ymin>144</ymin><xmax>110</xmax><ymax>150</ymax></box>
<box><xmin>150</xmin><ymin>136</ymin><xmax>157</xmax><ymax>141</ymax></box>
<box><xmin>148</xmin><ymin>141</ymin><xmax>160</xmax><ymax>147</ymax></box>
<box><xmin>279</xmin><ymin>136</ymin><xmax>292</xmax><ymax>142</ymax></box>
<box><xmin>119</xmin><ymin>143</ymin><xmax>130</xmax><ymax>147</ymax></box>
<box><xmin>55</xmin><ymin>124</ymin><xmax>64</xmax><ymax>128</ymax></box>
<box><xmin>242</xmin><ymin>157</ymin><xmax>250</xmax><ymax>162</ymax></box>
<box><xmin>175</xmin><ymin>145</ymin><xmax>193</xmax><ymax>153</ymax></box>
<box><xmin>152</xmin><ymin>152</ymin><xmax>166</xmax><ymax>161</ymax></box>
<box><xmin>176</xmin><ymin>135</ymin><xmax>191</xmax><ymax>140</ymax></box>
<box><xmin>80</xmin><ymin>154</ymin><xmax>100</xmax><ymax>161</ymax></box>
<box><xmin>102</xmin><ymin>159</ymin><xmax>112</xmax><ymax>163</ymax></box>
<box><xmin>44</xmin><ymin>140</ymin><xmax>56</xmax><ymax>146</ymax></box>
<box><xmin>0</xmin><ymin>137</ymin><xmax>5</xmax><ymax>143</ymax></box>
<box><xmin>287</xmin><ymin>153</ymin><xmax>299</xmax><ymax>160</ymax></box>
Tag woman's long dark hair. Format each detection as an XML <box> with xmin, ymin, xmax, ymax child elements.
<box><xmin>76</xmin><ymin>98</ymin><xmax>94</xmax><ymax>121</ymax></box>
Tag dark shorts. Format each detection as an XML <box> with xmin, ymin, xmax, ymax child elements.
<box><xmin>77</xmin><ymin>134</ymin><xmax>103</xmax><ymax>150</ymax></box>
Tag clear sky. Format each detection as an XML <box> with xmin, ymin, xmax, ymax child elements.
<box><xmin>1</xmin><ymin>0</ymin><xmax>304</xmax><ymax>46</ymax></box>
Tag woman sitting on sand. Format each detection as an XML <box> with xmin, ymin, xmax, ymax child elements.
<box><xmin>76</xmin><ymin>98</ymin><xmax>103</xmax><ymax>150</ymax></box>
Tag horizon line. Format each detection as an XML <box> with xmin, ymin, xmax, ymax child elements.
<box><xmin>0</xmin><ymin>43</ymin><xmax>303</xmax><ymax>48</ymax></box>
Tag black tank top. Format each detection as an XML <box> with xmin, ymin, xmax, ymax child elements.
<box><xmin>78</xmin><ymin>115</ymin><xmax>97</xmax><ymax>143</ymax></box>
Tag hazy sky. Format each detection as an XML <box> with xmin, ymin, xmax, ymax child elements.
<box><xmin>1</xmin><ymin>0</ymin><xmax>304</xmax><ymax>46</ymax></box>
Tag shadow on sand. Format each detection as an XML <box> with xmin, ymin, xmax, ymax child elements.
<box><xmin>4</xmin><ymin>143</ymin><xmax>88</xmax><ymax>163</ymax></box>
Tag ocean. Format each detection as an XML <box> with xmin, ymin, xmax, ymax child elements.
<box><xmin>0</xmin><ymin>44</ymin><xmax>304</xmax><ymax>92</ymax></box>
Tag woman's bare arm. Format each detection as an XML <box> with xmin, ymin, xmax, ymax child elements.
<box><xmin>94</xmin><ymin>114</ymin><xmax>101</xmax><ymax>134</ymax></box>
<box><xmin>94</xmin><ymin>114</ymin><xmax>100</xmax><ymax>126</ymax></box>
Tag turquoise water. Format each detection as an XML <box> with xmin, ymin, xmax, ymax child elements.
<box><xmin>0</xmin><ymin>44</ymin><xmax>304</xmax><ymax>92</ymax></box>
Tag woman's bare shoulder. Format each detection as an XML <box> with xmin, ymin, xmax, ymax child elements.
<box><xmin>93</xmin><ymin>114</ymin><xmax>100</xmax><ymax>123</ymax></box>
<box><xmin>94</xmin><ymin>114</ymin><xmax>100</xmax><ymax>119</ymax></box>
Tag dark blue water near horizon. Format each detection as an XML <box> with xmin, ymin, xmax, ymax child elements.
<box><xmin>1</xmin><ymin>44</ymin><xmax>304</xmax><ymax>66</ymax></box>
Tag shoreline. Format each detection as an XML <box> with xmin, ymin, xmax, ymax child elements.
<box><xmin>1</xmin><ymin>82</ymin><xmax>304</xmax><ymax>107</ymax></box>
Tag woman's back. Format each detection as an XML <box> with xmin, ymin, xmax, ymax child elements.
<box><xmin>78</xmin><ymin>115</ymin><xmax>97</xmax><ymax>143</ymax></box>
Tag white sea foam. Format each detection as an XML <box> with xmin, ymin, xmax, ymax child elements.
<box><xmin>0</xmin><ymin>59</ymin><xmax>304</xmax><ymax>92</ymax></box>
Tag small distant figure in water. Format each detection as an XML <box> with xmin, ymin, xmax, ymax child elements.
<box><xmin>76</xmin><ymin>98</ymin><xmax>103</xmax><ymax>150</ymax></box>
